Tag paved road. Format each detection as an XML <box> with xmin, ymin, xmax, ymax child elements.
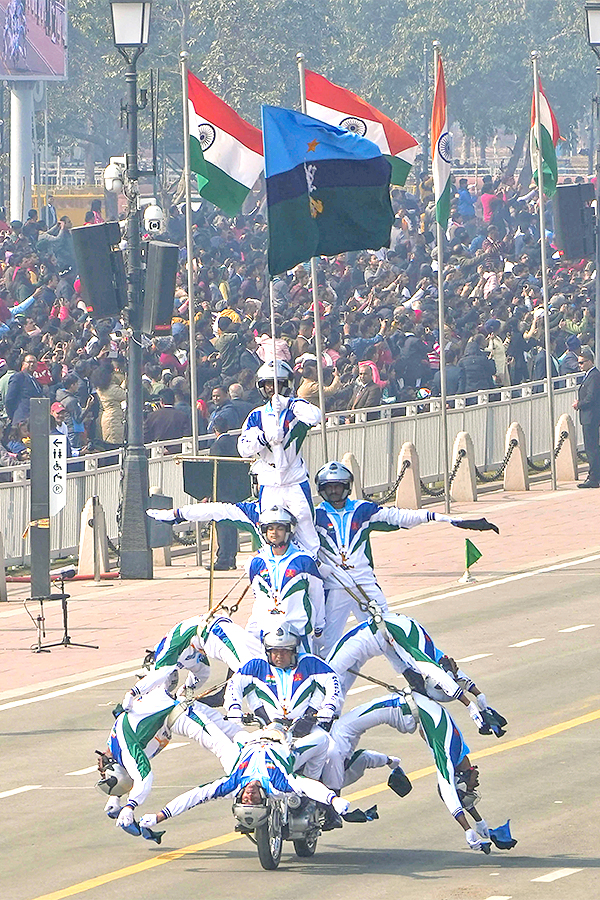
<box><xmin>2</xmin><ymin>555</ymin><xmax>599</xmax><ymax>900</ymax></box>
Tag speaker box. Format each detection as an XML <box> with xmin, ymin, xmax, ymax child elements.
<box><xmin>552</xmin><ymin>183</ymin><xmax>595</xmax><ymax>260</ymax></box>
<box><xmin>71</xmin><ymin>223</ymin><xmax>126</xmax><ymax>317</ymax></box>
<box><xmin>141</xmin><ymin>241</ymin><xmax>179</xmax><ymax>335</ymax></box>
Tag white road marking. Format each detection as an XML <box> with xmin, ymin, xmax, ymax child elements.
<box><xmin>0</xmin><ymin>670</ymin><xmax>139</xmax><ymax>714</ymax></box>
<box><xmin>162</xmin><ymin>742</ymin><xmax>189</xmax><ymax>752</ymax></box>
<box><xmin>386</xmin><ymin>551</ymin><xmax>600</xmax><ymax>612</ymax></box>
<box><xmin>559</xmin><ymin>624</ymin><xmax>595</xmax><ymax>633</ymax></box>
<box><xmin>509</xmin><ymin>638</ymin><xmax>545</xmax><ymax>648</ymax></box>
<box><xmin>531</xmin><ymin>868</ymin><xmax>582</xmax><ymax>882</ymax></box>
<box><xmin>0</xmin><ymin>784</ymin><xmax>41</xmax><ymax>799</ymax></box>
<box><xmin>348</xmin><ymin>684</ymin><xmax>377</xmax><ymax>695</ymax></box>
<box><xmin>457</xmin><ymin>653</ymin><xmax>492</xmax><ymax>663</ymax></box>
<box><xmin>66</xmin><ymin>766</ymin><xmax>98</xmax><ymax>776</ymax></box>
<box><xmin>483</xmin><ymin>896</ymin><xmax>512</xmax><ymax>900</ymax></box>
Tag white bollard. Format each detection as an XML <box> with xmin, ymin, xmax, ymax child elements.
<box><xmin>503</xmin><ymin>422</ymin><xmax>529</xmax><ymax>492</ymax></box>
<box><xmin>149</xmin><ymin>486</ymin><xmax>172</xmax><ymax>567</ymax></box>
<box><xmin>341</xmin><ymin>452</ymin><xmax>363</xmax><ymax>500</ymax></box>
<box><xmin>555</xmin><ymin>413</ymin><xmax>578</xmax><ymax>483</ymax></box>
<box><xmin>77</xmin><ymin>497</ymin><xmax>110</xmax><ymax>577</ymax></box>
<box><xmin>450</xmin><ymin>432</ymin><xmax>477</xmax><ymax>502</ymax></box>
<box><xmin>395</xmin><ymin>442</ymin><xmax>422</xmax><ymax>509</ymax></box>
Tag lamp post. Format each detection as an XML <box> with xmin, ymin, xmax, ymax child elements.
<box><xmin>110</xmin><ymin>0</ymin><xmax>153</xmax><ymax>578</ymax></box>
<box><xmin>585</xmin><ymin>1</ymin><xmax>600</xmax><ymax>363</ymax></box>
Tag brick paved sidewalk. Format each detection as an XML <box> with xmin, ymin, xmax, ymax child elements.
<box><xmin>1</xmin><ymin>480</ymin><xmax>597</xmax><ymax>695</ymax></box>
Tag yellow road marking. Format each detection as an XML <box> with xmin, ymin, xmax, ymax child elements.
<box><xmin>30</xmin><ymin>708</ymin><xmax>600</xmax><ymax>900</ymax></box>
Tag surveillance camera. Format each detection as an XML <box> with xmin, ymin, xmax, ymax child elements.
<box><xmin>144</xmin><ymin>204</ymin><xmax>165</xmax><ymax>234</ymax></box>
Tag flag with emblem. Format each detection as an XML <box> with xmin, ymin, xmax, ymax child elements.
<box><xmin>187</xmin><ymin>71</ymin><xmax>263</xmax><ymax>217</ymax></box>
<box><xmin>305</xmin><ymin>70</ymin><xmax>419</xmax><ymax>186</ymax></box>
<box><xmin>431</xmin><ymin>55</ymin><xmax>451</xmax><ymax>229</ymax></box>
<box><xmin>529</xmin><ymin>79</ymin><xmax>559</xmax><ymax>198</ymax></box>
<box><xmin>261</xmin><ymin>105</ymin><xmax>394</xmax><ymax>276</ymax></box>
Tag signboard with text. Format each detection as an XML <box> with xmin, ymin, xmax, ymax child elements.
<box><xmin>49</xmin><ymin>434</ymin><xmax>67</xmax><ymax>517</ymax></box>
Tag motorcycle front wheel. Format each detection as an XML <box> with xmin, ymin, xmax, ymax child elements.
<box><xmin>256</xmin><ymin>807</ymin><xmax>283</xmax><ymax>870</ymax></box>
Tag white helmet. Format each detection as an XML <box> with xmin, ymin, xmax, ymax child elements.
<box><xmin>96</xmin><ymin>760</ymin><xmax>134</xmax><ymax>797</ymax></box>
<box><xmin>263</xmin><ymin>623</ymin><xmax>301</xmax><ymax>667</ymax></box>
<box><xmin>315</xmin><ymin>461</ymin><xmax>354</xmax><ymax>501</ymax></box>
<box><xmin>256</xmin><ymin>360</ymin><xmax>294</xmax><ymax>400</ymax></box>
<box><xmin>258</xmin><ymin>506</ymin><xmax>297</xmax><ymax>547</ymax></box>
<box><xmin>232</xmin><ymin>781</ymin><xmax>269</xmax><ymax>829</ymax></box>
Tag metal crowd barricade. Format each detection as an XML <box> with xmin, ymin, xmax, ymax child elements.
<box><xmin>0</xmin><ymin>376</ymin><xmax>582</xmax><ymax>566</ymax></box>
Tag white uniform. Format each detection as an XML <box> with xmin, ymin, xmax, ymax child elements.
<box><xmin>124</xmin><ymin>615</ymin><xmax>263</xmax><ymax>704</ymax></box>
<box><xmin>238</xmin><ymin>396</ymin><xmax>321</xmax><ymax>555</ymax></box>
<box><xmin>225</xmin><ymin>654</ymin><xmax>341</xmax><ymax>780</ymax></box>
<box><xmin>107</xmin><ymin>687</ymin><xmax>236</xmax><ymax>810</ymax></box>
<box><xmin>315</xmin><ymin>500</ymin><xmax>452</xmax><ymax>655</ymax></box>
<box><xmin>324</xmin><ymin>691</ymin><xmax>470</xmax><ymax>820</ymax></box>
<box><xmin>245</xmin><ymin>542</ymin><xmax>326</xmax><ymax>650</ymax></box>
<box><xmin>153</xmin><ymin>732</ymin><xmax>340</xmax><ymax>822</ymax></box>
<box><xmin>326</xmin><ymin>613</ymin><xmax>464</xmax><ymax>700</ymax></box>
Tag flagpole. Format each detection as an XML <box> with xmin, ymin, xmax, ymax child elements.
<box><xmin>180</xmin><ymin>50</ymin><xmax>203</xmax><ymax>563</ymax></box>
<box><xmin>296</xmin><ymin>50</ymin><xmax>329</xmax><ymax>462</ymax></box>
<box><xmin>432</xmin><ymin>41</ymin><xmax>451</xmax><ymax>514</ymax></box>
<box><xmin>531</xmin><ymin>50</ymin><xmax>557</xmax><ymax>492</ymax></box>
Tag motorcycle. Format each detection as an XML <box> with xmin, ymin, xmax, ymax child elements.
<box><xmin>230</xmin><ymin>718</ymin><xmax>324</xmax><ymax>870</ymax></box>
<box><xmin>232</xmin><ymin>790</ymin><xmax>322</xmax><ymax>870</ymax></box>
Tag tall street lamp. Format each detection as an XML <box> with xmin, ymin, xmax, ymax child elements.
<box><xmin>585</xmin><ymin>1</ymin><xmax>600</xmax><ymax>363</ymax></box>
<box><xmin>110</xmin><ymin>0</ymin><xmax>153</xmax><ymax>578</ymax></box>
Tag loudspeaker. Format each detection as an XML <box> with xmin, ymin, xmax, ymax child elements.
<box><xmin>141</xmin><ymin>240</ymin><xmax>179</xmax><ymax>335</ymax></box>
<box><xmin>71</xmin><ymin>223</ymin><xmax>126</xmax><ymax>317</ymax></box>
<box><xmin>552</xmin><ymin>183</ymin><xmax>595</xmax><ymax>260</ymax></box>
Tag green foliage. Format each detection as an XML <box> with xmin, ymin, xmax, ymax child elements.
<box><xmin>47</xmin><ymin>0</ymin><xmax>594</xmax><ymax>164</ymax></box>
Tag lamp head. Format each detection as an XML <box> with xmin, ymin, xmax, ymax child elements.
<box><xmin>110</xmin><ymin>0</ymin><xmax>152</xmax><ymax>49</ymax></box>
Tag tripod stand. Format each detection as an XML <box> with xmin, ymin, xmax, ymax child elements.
<box><xmin>28</xmin><ymin>573</ymin><xmax>99</xmax><ymax>653</ymax></box>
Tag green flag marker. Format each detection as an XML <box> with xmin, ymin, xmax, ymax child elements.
<box><xmin>465</xmin><ymin>538</ymin><xmax>482</xmax><ymax>570</ymax></box>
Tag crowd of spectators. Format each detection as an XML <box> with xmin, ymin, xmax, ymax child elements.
<box><xmin>0</xmin><ymin>169</ymin><xmax>595</xmax><ymax>468</ymax></box>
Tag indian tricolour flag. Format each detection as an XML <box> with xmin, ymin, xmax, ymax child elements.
<box><xmin>530</xmin><ymin>79</ymin><xmax>559</xmax><ymax>198</ymax></box>
<box><xmin>431</xmin><ymin>55</ymin><xmax>451</xmax><ymax>229</ymax></box>
<box><xmin>188</xmin><ymin>71</ymin><xmax>263</xmax><ymax>217</ymax></box>
<box><xmin>305</xmin><ymin>69</ymin><xmax>419</xmax><ymax>186</ymax></box>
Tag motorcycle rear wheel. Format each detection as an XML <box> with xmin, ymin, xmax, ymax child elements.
<box><xmin>293</xmin><ymin>832</ymin><xmax>318</xmax><ymax>857</ymax></box>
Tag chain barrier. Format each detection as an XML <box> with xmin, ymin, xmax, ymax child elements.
<box><xmin>107</xmin><ymin>536</ymin><xmax>120</xmax><ymax>557</ymax></box>
<box><xmin>526</xmin><ymin>430</ymin><xmax>570</xmax><ymax>472</ymax></box>
<box><xmin>420</xmin><ymin>449</ymin><xmax>466</xmax><ymax>497</ymax></box>
<box><xmin>172</xmin><ymin>529</ymin><xmax>198</xmax><ymax>546</ymax></box>
<box><xmin>474</xmin><ymin>439</ymin><xmax>518</xmax><ymax>483</ymax></box>
<box><xmin>364</xmin><ymin>459</ymin><xmax>411</xmax><ymax>503</ymax></box>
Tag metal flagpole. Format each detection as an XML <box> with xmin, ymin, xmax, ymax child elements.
<box><xmin>180</xmin><ymin>50</ymin><xmax>203</xmax><ymax>561</ymax></box>
<box><xmin>296</xmin><ymin>50</ymin><xmax>329</xmax><ymax>462</ymax></box>
<box><xmin>268</xmin><ymin>279</ymin><xmax>287</xmax><ymax>472</ymax></box>
<box><xmin>432</xmin><ymin>41</ymin><xmax>451</xmax><ymax>514</ymax></box>
<box><xmin>531</xmin><ymin>50</ymin><xmax>557</xmax><ymax>491</ymax></box>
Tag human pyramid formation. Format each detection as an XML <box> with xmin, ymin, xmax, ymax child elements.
<box><xmin>96</xmin><ymin>359</ymin><xmax>516</xmax><ymax>854</ymax></box>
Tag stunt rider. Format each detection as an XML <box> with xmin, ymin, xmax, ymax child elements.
<box><xmin>138</xmin><ymin>725</ymin><xmax>349</xmax><ymax>829</ymax></box>
<box><xmin>238</xmin><ymin>360</ymin><xmax>321</xmax><ymax>556</ymax></box>
<box><xmin>225</xmin><ymin>624</ymin><xmax>340</xmax><ymax>783</ymax></box>
<box><xmin>245</xmin><ymin>506</ymin><xmax>325</xmax><ymax>651</ymax></box>
<box><xmin>313</xmin><ymin>460</ymin><xmax>500</xmax><ymax>655</ymax></box>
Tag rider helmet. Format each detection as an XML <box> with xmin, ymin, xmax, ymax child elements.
<box><xmin>96</xmin><ymin>760</ymin><xmax>134</xmax><ymax>798</ymax></box>
<box><xmin>256</xmin><ymin>360</ymin><xmax>294</xmax><ymax>400</ymax></box>
<box><xmin>314</xmin><ymin>461</ymin><xmax>354</xmax><ymax>501</ymax></box>
<box><xmin>258</xmin><ymin>506</ymin><xmax>297</xmax><ymax>547</ymax></box>
<box><xmin>263</xmin><ymin>623</ymin><xmax>302</xmax><ymax>668</ymax></box>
